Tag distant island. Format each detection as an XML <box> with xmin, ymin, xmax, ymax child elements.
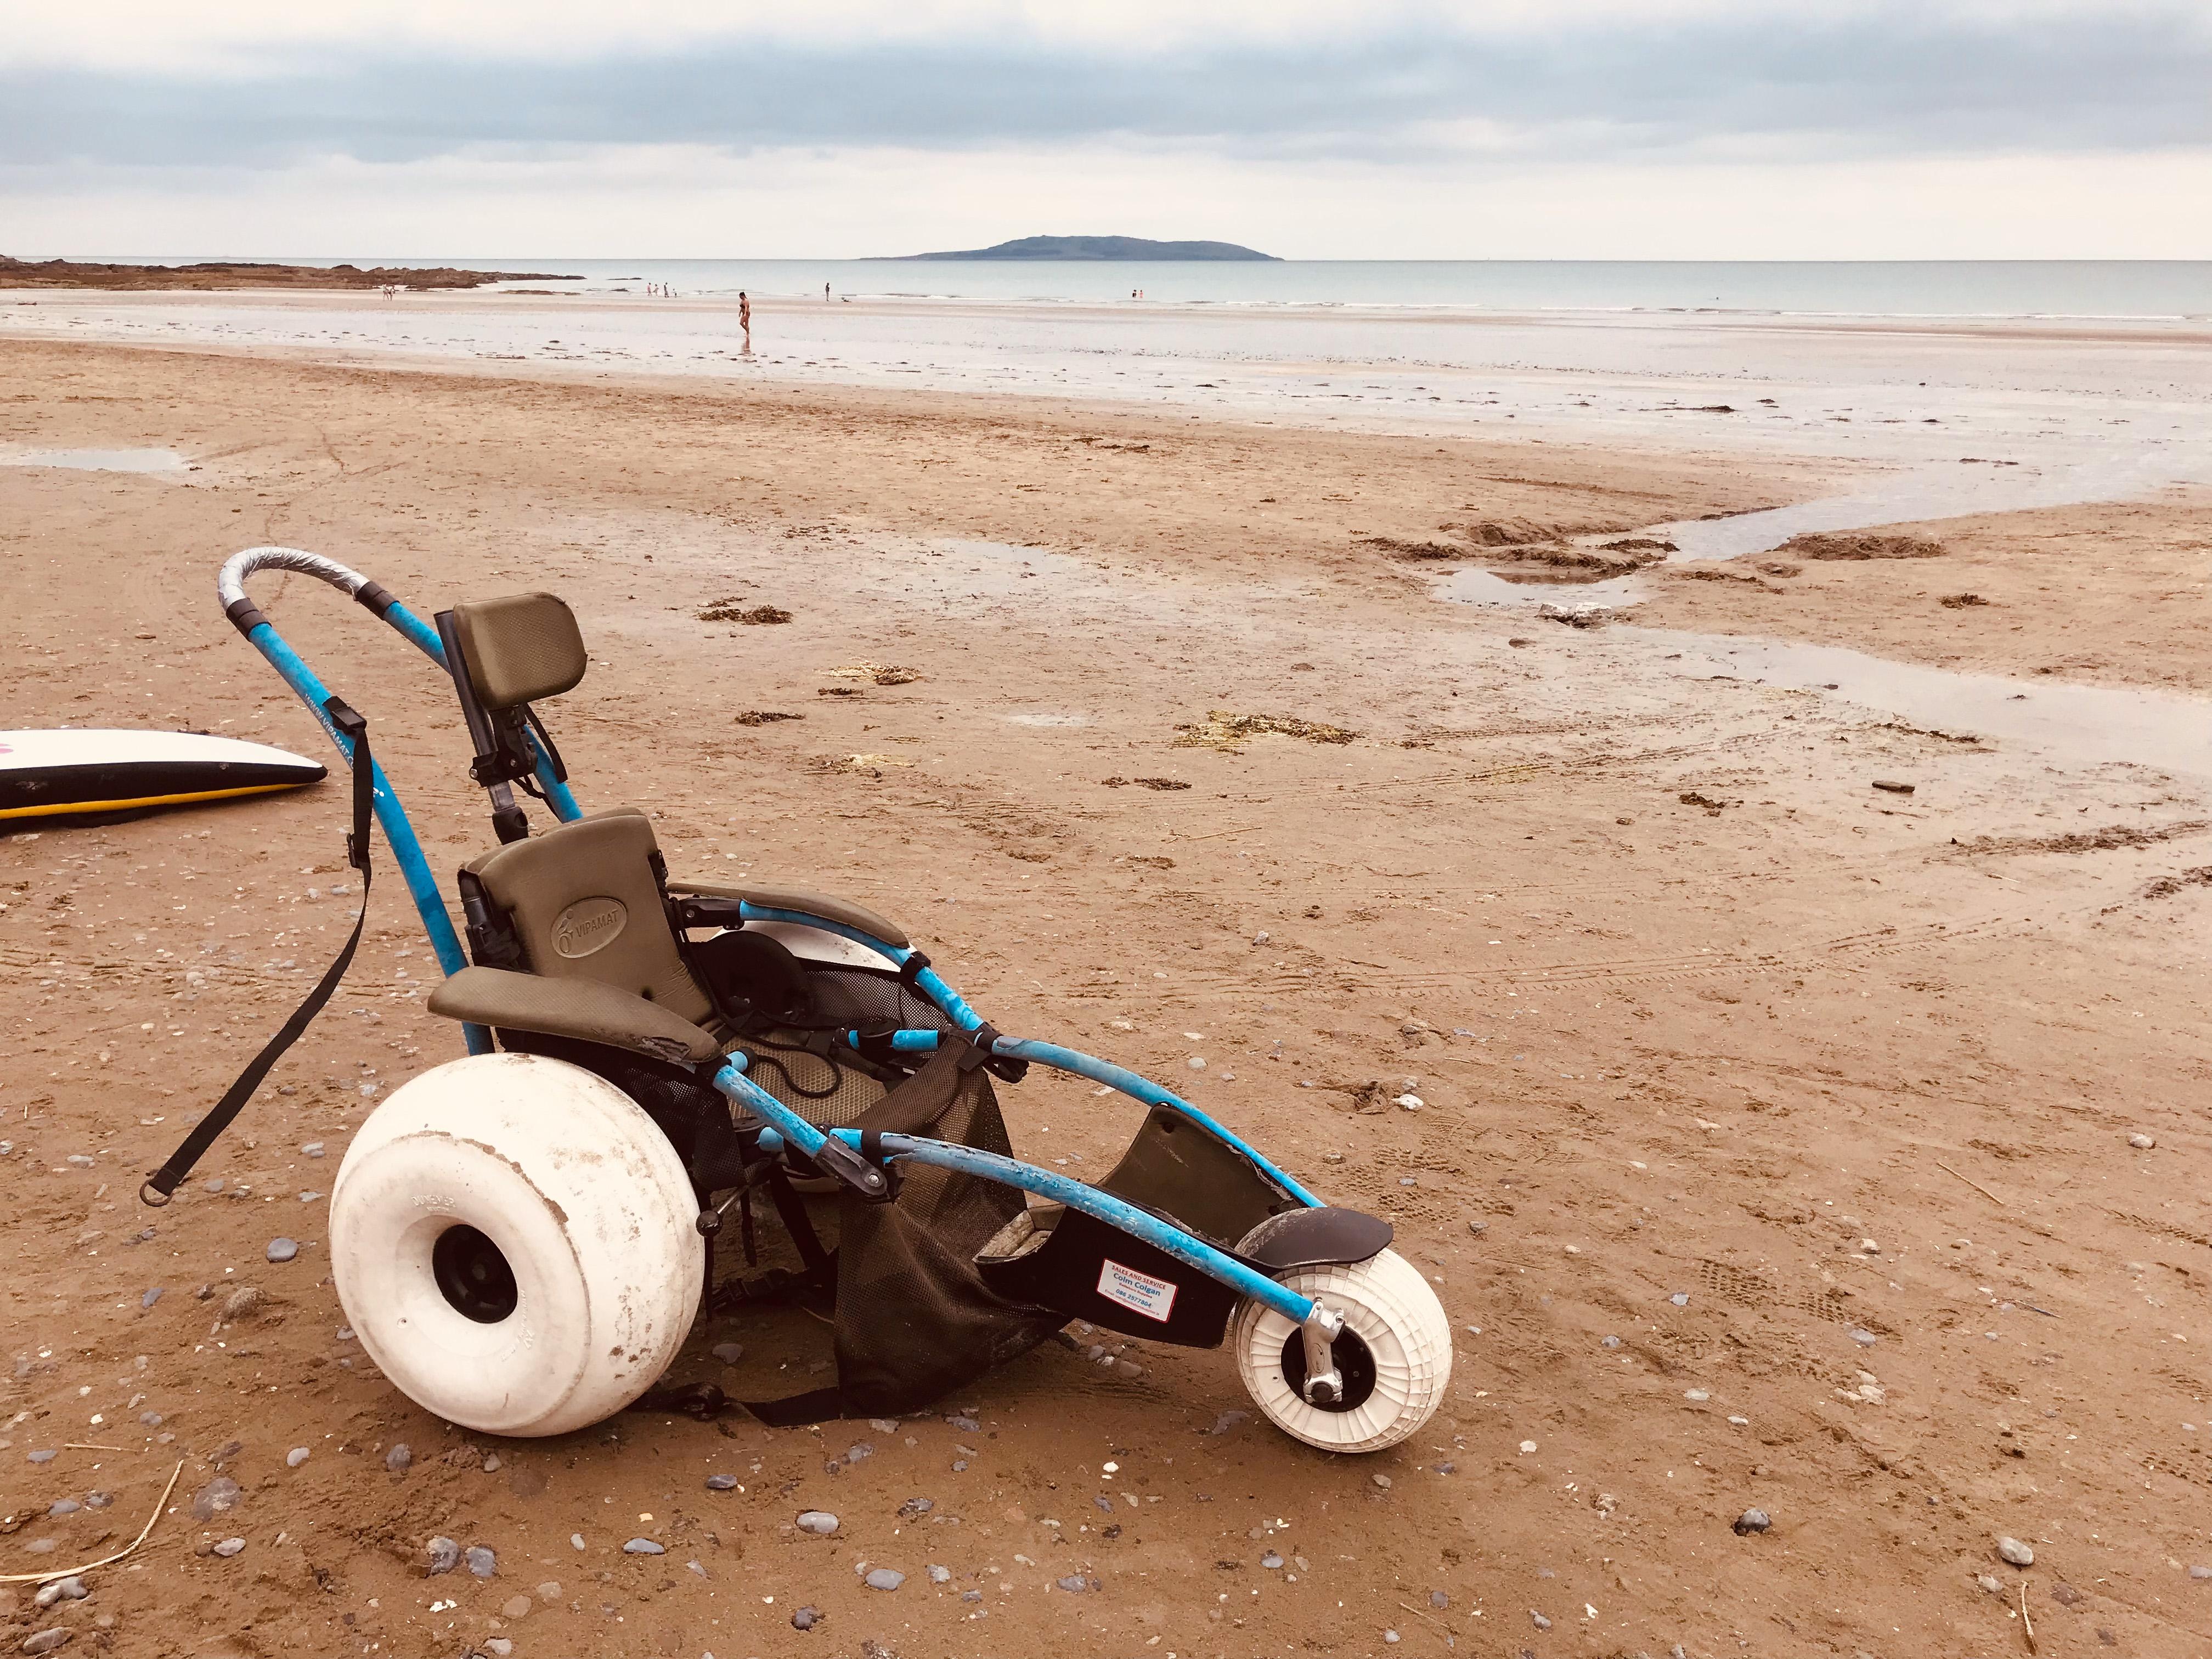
<box><xmin>879</xmin><ymin>235</ymin><xmax>1279</xmax><ymax>263</ymax></box>
<box><xmin>0</xmin><ymin>256</ymin><xmax>579</xmax><ymax>291</ymax></box>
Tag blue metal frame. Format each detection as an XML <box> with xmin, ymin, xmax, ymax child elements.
<box><xmin>223</xmin><ymin>546</ymin><xmax>1339</xmax><ymax>1324</ymax></box>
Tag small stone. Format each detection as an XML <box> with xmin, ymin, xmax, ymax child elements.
<box><xmin>190</xmin><ymin>1476</ymin><xmax>241</xmax><ymax>1520</ymax></box>
<box><xmin>686</xmin><ymin>1559</ymin><xmax>707</xmax><ymax>1579</ymax></box>
<box><xmin>706</xmin><ymin>1474</ymin><xmax>738</xmax><ymax>1491</ymax></box>
<box><xmin>1466</xmin><ymin>1218</ymin><xmax>1486</xmax><ymax>1235</ymax></box>
<box><xmin>1669</xmin><ymin>1292</ymin><xmax>1689</xmax><ymax>1306</ymax></box>
<box><xmin>1532</xmin><ymin>1611</ymin><xmax>1553</xmax><ymax>1630</ymax></box>
<box><xmin>1977</xmin><ymin>1574</ymin><xmax>2006</xmax><ymax>1595</ymax></box>
<box><xmin>791</xmin><ymin>1606</ymin><xmax>821</xmax><ymax>1630</ymax></box>
<box><xmin>1372</xmin><ymin>1473</ymin><xmax>1392</xmax><ymax>1490</ymax></box>
<box><xmin>1997</xmin><ymin>1536</ymin><xmax>2034</xmax><ymax>1567</ymax></box>
<box><xmin>266</xmin><ymin>1237</ymin><xmax>298</xmax><ymax>1263</ymax></box>
<box><xmin>1733</xmin><ymin>1509</ymin><xmax>1771</xmax><ymax>1536</ymax></box>
<box><xmin>1850</xmin><ymin>1328</ymin><xmax>1878</xmax><ymax>1346</ymax></box>
<box><xmin>501</xmin><ymin>1594</ymin><xmax>532</xmax><ymax>1618</ymax></box>
<box><xmin>47</xmin><ymin>1499</ymin><xmax>80</xmax><ymax>1517</ymax></box>
<box><xmin>1519</xmin><ymin>1440</ymin><xmax>1538</xmax><ymax>1454</ymax></box>
<box><xmin>928</xmin><ymin>1564</ymin><xmax>951</xmax><ymax>1583</ymax></box>
<box><xmin>1601</xmin><ymin>1335</ymin><xmax>1620</xmax><ymax>1349</ymax></box>
<box><xmin>623</xmin><ymin>1538</ymin><xmax>664</xmax><ymax>1555</ymax></box>
<box><xmin>139</xmin><ymin>1413</ymin><xmax>161</xmax><ymax>1427</ymax></box>
<box><xmin>1056</xmin><ymin>1575</ymin><xmax>1089</xmax><ymax>1593</ymax></box>
<box><xmin>1858</xmin><ymin>1238</ymin><xmax>1880</xmax><ymax>1255</ymax></box>
<box><xmin>1430</xmin><ymin>1590</ymin><xmax>1449</xmax><ymax>1608</ymax></box>
<box><xmin>961</xmin><ymin>1589</ymin><xmax>983</xmax><ymax>1602</ymax></box>
<box><xmin>287</xmin><ymin>1447</ymin><xmax>310</xmax><ymax>1468</ymax></box>
<box><xmin>2051</xmin><ymin>1582</ymin><xmax>2083</xmax><ymax>1607</ymax></box>
<box><xmin>866</xmin><ymin>1568</ymin><xmax>905</xmax><ymax>1591</ymax></box>
<box><xmin>480</xmin><ymin>1453</ymin><xmax>500</xmax><ymax>1472</ymax></box>
<box><xmin>83</xmin><ymin>1492</ymin><xmax>111</xmax><ymax>1510</ymax></box>
<box><xmin>466</xmin><ymin>1545</ymin><xmax>498</xmax><ymax>1577</ymax></box>
<box><xmin>897</xmin><ymin>1497</ymin><xmax>934</xmax><ymax>1519</ymax></box>
<box><xmin>426</xmin><ymin>1536</ymin><xmax>460</xmax><ymax>1575</ymax></box>
<box><xmin>32</xmin><ymin>1578</ymin><xmax>87</xmax><ymax>1609</ymax></box>
<box><xmin>141</xmin><ymin>1287</ymin><xmax>162</xmax><ymax>1309</ymax></box>
<box><xmin>1384</xmin><ymin>1633</ymin><xmax>1401</xmax><ymax>1646</ymax></box>
<box><xmin>221</xmin><ymin>1286</ymin><xmax>264</xmax><ymax>1322</ymax></box>
<box><xmin>1395</xmin><ymin>1093</ymin><xmax>1423</xmax><ymax>1110</ymax></box>
<box><xmin>27</xmin><ymin>1449</ymin><xmax>58</xmax><ymax>1465</ymax></box>
<box><xmin>1871</xmin><ymin>779</ymin><xmax>1916</xmax><ymax>795</ymax></box>
<box><xmin>796</xmin><ymin>1511</ymin><xmax>839</xmax><ymax>1536</ymax></box>
<box><xmin>303</xmin><ymin>1142</ymin><xmax>324</xmax><ymax>1158</ymax></box>
<box><xmin>385</xmin><ymin>1444</ymin><xmax>411</xmax><ymax>1472</ymax></box>
<box><xmin>845</xmin><ymin>1442</ymin><xmax>875</xmax><ymax>1463</ymax></box>
<box><xmin>946</xmin><ymin>1415</ymin><xmax>980</xmax><ymax>1432</ymax></box>
<box><xmin>1685</xmin><ymin>1389</ymin><xmax>1710</xmax><ymax>1402</ymax></box>
<box><xmin>213</xmin><ymin>1536</ymin><xmax>246</xmax><ymax>1558</ymax></box>
<box><xmin>535</xmin><ymin>1581</ymin><xmax>562</xmax><ymax>1601</ymax></box>
<box><xmin>711</xmin><ymin>1342</ymin><xmax>745</xmax><ymax>1364</ymax></box>
<box><xmin>1262</xmin><ymin>1552</ymin><xmax>1284</xmax><ymax>1569</ymax></box>
<box><xmin>483</xmin><ymin>1644</ymin><xmax>513</xmax><ymax>1658</ymax></box>
<box><xmin>2129</xmin><ymin>1132</ymin><xmax>2155</xmax><ymax>1149</ymax></box>
<box><xmin>22</xmin><ymin>1630</ymin><xmax>74</xmax><ymax>1655</ymax></box>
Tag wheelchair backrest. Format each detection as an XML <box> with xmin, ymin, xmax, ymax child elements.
<box><xmin>466</xmin><ymin>806</ymin><xmax>715</xmax><ymax>1025</ymax></box>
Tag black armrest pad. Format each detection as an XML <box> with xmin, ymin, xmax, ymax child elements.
<box><xmin>426</xmin><ymin>966</ymin><xmax>721</xmax><ymax>1065</ymax></box>
<box><xmin>665</xmin><ymin>880</ymin><xmax>909</xmax><ymax>950</ymax></box>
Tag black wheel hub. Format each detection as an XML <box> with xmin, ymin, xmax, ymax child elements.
<box><xmin>432</xmin><ymin>1223</ymin><xmax>518</xmax><ymax>1323</ymax></box>
<box><xmin>1278</xmin><ymin>1323</ymin><xmax>1378</xmax><ymax>1413</ymax></box>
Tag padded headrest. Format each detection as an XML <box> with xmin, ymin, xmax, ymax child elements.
<box><xmin>450</xmin><ymin>593</ymin><xmax>586</xmax><ymax>711</ymax></box>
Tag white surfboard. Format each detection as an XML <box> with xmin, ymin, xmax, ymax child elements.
<box><xmin>0</xmin><ymin>729</ymin><xmax>327</xmax><ymax>824</ymax></box>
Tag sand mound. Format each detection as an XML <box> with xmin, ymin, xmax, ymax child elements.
<box><xmin>1781</xmin><ymin>532</ymin><xmax>1946</xmax><ymax>561</ymax></box>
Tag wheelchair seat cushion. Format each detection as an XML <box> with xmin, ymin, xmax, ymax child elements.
<box><xmin>467</xmin><ymin>806</ymin><xmax>715</xmax><ymax>1026</ymax></box>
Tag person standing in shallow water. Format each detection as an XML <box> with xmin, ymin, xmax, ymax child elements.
<box><xmin>739</xmin><ymin>290</ymin><xmax>751</xmax><ymax>352</ymax></box>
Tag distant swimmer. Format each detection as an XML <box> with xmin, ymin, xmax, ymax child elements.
<box><xmin>825</xmin><ymin>282</ymin><xmax>832</xmax><ymax>301</ymax></box>
<box><xmin>739</xmin><ymin>290</ymin><xmax>752</xmax><ymax>349</ymax></box>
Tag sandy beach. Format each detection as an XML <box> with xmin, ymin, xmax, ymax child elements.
<box><xmin>5</xmin><ymin>302</ymin><xmax>2212</xmax><ymax>1659</ymax></box>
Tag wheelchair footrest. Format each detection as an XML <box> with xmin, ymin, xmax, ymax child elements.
<box><xmin>976</xmin><ymin>1204</ymin><xmax>1242</xmax><ymax>1347</ymax></box>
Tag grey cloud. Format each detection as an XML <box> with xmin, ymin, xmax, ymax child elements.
<box><xmin>5</xmin><ymin>11</ymin><xmax>2208</xmax><ymax>172</ymax></box>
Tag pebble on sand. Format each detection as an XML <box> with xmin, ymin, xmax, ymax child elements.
<box><xmin>266</xmin><ymin>1237</ymin><xmax>298</xmax><ymax>1263</ymax></box>
<box><xmin>212</xmin><ymin>1537</ymin><xmax>246</xmax><ymax>1558</ymax></box>
<box><xmin>501</xmin><ymin>1594</ymin><xmax>532</xmax><ymax>1619</ymax></box>
<box><xmin>797</xmin><ymin>1511</ymin><xmax>839</xmax><ymax>1536</ymax></box>
<box><xmin>791</xmin><ymin>1607</ymin><xmax>821</xmax><ymax>1630</ymax></box>
<box><xmin>426</xmin><ymin>1537</ymin><xmax>460</xmax><ymax>1575</ymax></box>
<box><xmin>22</xmin><ymin>1629</ymin><xmax>75</xmax><ymax>1655</ymax></box>
<box><xmin>466</xmin><ymin>1545</ymin><xmax>498</xmax><ymax>1577</ymax></box>
<box><xmin>1997</xmin><ymin>1536</ymin><xmax>2035</xmax><ymax>1567</ymax></box>
<box><xmin>705</xmin><ymin>1474</ymin><xmax>738</xmax><ymax>1491</ymax></box>
<box><xmin>1733</xmin><ymin>1509</ymin><xmax>1771</xmax><ymax>1536</ymax></box>
<box><xmin>865</xmin><ymin>1567</ymin><xmax>905</xmax><ymax>1590</ymax></box>
<box><xmin>141</xmin><ymin>1286</ymin><xmax>163</xmax><ymax>1308</ymax></box>
<box><xmin>32</xmin><ymin>1577</ymin><xmax>88</xmax><ymax>1608</ymax></box>
<box><xmin>2129</xmin><ymin>1132</ymin><xmax>2155</xmax><ymax>1149</ymax></box>
<box><xmin>711</xmin><ymin>1342</ymin><xmax>745</xmax><ymax>1364</ymax></box>
<box><xmin>287</xmin><ymin>1447</ymin><xmax>310</xmax><ymax>1468</ymax></box>
<box><xmin>623</xmin><ymin>1538</ymin><xmax>664</xmax><ymax>1555</ymax></box>
<box><xmin>385</xmin><ymin>1444</ymin><xmax>411</xmax><ymax>1472</ymax></box>
<box><xmin>928</xmin><ymin>1564</ymin><xmax>951</xmax><ymax>1583</ymax></box>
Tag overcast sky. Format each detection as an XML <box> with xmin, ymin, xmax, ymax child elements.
<box><xmin>5</xmin><ymin>0</ymin><xmax>2208</xmax><ymax>258</ymax></box>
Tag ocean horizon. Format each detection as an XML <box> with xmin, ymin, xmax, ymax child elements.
<box><xmin>38</xmin><ymin>257</ymin><xmax>2212</xmax><ymax>321</ymax></box>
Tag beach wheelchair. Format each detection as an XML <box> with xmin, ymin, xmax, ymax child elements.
<box><xmin>151</xmin><ymin>547</ymin><xmax>1451</xmax><ymax>1450</ymax></box>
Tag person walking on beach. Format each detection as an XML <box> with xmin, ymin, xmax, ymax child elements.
<box><xmin>739</xmin><ymin>290</ymin><xmax>752</xmax><ymax>351</ymax></box>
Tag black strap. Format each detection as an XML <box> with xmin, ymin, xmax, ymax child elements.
<box><xmin>142</xmin><ymin>698</ymin><xmax>373</xmax><ymax>1206</ymax></box>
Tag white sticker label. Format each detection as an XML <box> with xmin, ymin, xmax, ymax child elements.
<box><xmin>1096</xmin><ymin>1258</ymin><xmax>1178</xmax><ymax>1323</ymax></box>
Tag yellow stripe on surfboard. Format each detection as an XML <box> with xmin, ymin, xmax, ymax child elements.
<box><xmin>0</xmin><ymin>783</ymin><xmax>301</xmax><ymax>821</ymax></box>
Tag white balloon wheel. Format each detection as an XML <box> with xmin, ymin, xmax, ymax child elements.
<box><xmin>1231</xmin><ymin>1248</ymin><xmax>1452</xmax><ymax>1453</ymax></box>
<box><xmin>330</xmin><ymin>1052</ymin><xmax>703</xmax><ymax>1437</ymax></box>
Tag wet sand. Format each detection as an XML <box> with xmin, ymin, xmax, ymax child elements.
<box><xmin>4</xmin><ymin>328</ymin><xmax>2212</xmax><ymax>1658</ymax></box>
